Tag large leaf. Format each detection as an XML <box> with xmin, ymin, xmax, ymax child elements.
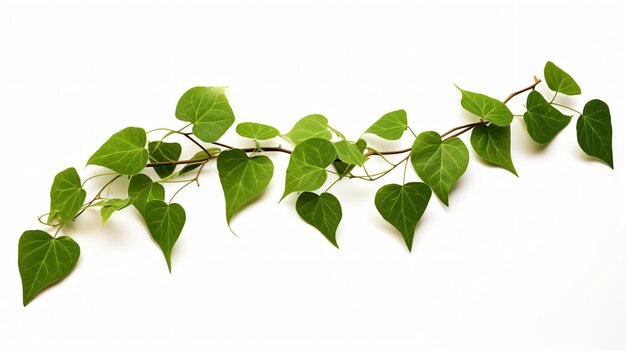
<box><xmin>128</xmin><ymin>174</ymin><xmax>165</xmax><ymax>216</ymax></box>
<box><xmin>284</xmin><ymin>114</ymin><xmax>332</xmax><ymax>145</ymax></box>
<box><xmin>374</xmin><ymin>183</ymin><xmax>431</xmax><ymax>251</ymax></box>
<box><xmin>523</xmin><ymin>90</ymin><xmax>571</xmax><ymax>144</ymax></box>
<box><xmin>456</xmin><ymin>86</ymin><xmax>513</xmax><ymax>126</ymax></box>
<box><xmin>48</xmin><ymin>167</ymin><xmax>86</xmax><ymax>223</ymax></box>
<box><xmin>411</xmin><ymin>131</ymin><xmax>469</xmax><ymax>206</ymax></box>
<box><xmin>334</xmin><ymin>140</ymin><xmax>368</xmax><ymax>167</ymax></box>
<box><xmin>87</xmin><ymin>127</ymin><xmax>148</xmax><ymax>175</ymax></box>
<box><xmin>333</xmin><ymin>139</ymin><xmax>367</xmax><ymax>176</ymax></box>
<box><xmin>282</xmin><ymin>138</ymin><xmax>336</xmax><ymax>200</ymax></box>
<box><xmin>236</xmin><ymin>122</ymin><xmax>279</xmax><ymax>140</ymax></box>
<box><xmin>18</xmin><ymin>230</ymin><xmax>80</xmax><ymax>306</ymax></box>
<box><xmin>296</xmin><ymin>192</ymin><xmax>342</xmax><ymax>248</ymax></box>
<box><xmin>175</xmin><ymin>86</ymin><xmax>235</xmax><ymax>142</ymax></box>
<box><xmin>144</xmin><ymin>201</ymin><xmax>186</xmax><ymax>272</ymax></box>
<box><xmin>470</xmin><ymin>124</ymin><xmax>517</xmax><ymax>175</ymax></box>
<box><xmin>148</xmin><ymin>141</ymin><xmax>182</xmax><ymax>178</ymax></box>
<box><xmin>363</xmin><ymin>109</ymin><xmax>408</xmax><ymax>140</ymax></box>
<box><xmin>544</xmin><ymin>61</ymin><xmax>581</xmax><ymax>95</ymax></box>
<box><xmin>577</xmin><ymin>99</ymin><xmax>613</xmax><ymax>168</ymax></box>
<box><xmin>217</xmin><ymin>149</ymin><xmax>274</xmax><ymax>225</ymax></box>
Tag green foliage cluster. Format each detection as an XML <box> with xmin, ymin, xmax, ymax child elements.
<box><xmin>19</xmin><ymin>62</ymin><xmax>614</xmax><ymax>306</ymax></box>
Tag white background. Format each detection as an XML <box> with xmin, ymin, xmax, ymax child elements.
<box><xmin>1</xmin><ymin>0</ymin><xmax>625</xmax><ymax>350</ymax></box>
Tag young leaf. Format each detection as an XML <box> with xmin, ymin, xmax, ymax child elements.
<box><xmin>523</xmin><ymin>90</ymin><xmax>571</xmax><ymax>144</ymax></box>
<box><xmin>284</xmin><ymin>114</ymin><xmax>332</xmax><ymax>145</ymax></box>
<box><xmin>148</xmin><ymin>141</ymin><xmax>182</xmax><ymax>178</ymax></box>
<box><xmin>175</xmin><ymin>86</ymin><xmax>235</xmax><ymax>142</ymax></box>
<box><xmin>544</xmin><ymin>61</ymin><xmax>581</xmax><ymax>95</ymax></box>
<box><xmin>374</xmin><ymin>183</ymin><xmax>431</xmax><ymax>251</ymax></box>
<box><xmin>49</xmin><ymin>167</ymin><xmax>87</xmax><ymax>223</ymax></box>
<box><xmin>470</xmin><ymin>124</ymin><xmax>517</xmax><ymax>175</ymax></box>
<box><xmin>411</xmin><ymin>131</ymin><xmax>469</xmax><ymax>206</ymax></box>
<box><xmin>87</xmin><ymin>127</ymin><xmax>149</xmax><ymax>175</ymax></box>
<box><xmin>363</xmin><ymin>109</ymin><xmax>408</xmax><ymax>140</ymax></box>
<box><xmin>99</xmin><ymin>198</ymin><xmax>131</xmax><ymax>225</ymax></box>
<box><xmin>333</xmin><ymin>139</ymin><xmax>367</xmax><ymax>176</ymax></box>
<box><xmin>144</xmin><ymin>200</ymin><xmax>186</xmax><ymax>272</ymax></box>
<box><xmin>179</xmin><ymin>149</ymin><xmax>219</xmax><ymax>175</ymax></box>
<box><xmin>236</xmin><ymin>122</ymin><xmax>280</xmax><ymax>140</ymax></box>
<box><xmin>334</xmin><ymin>140</ymin><xmax>368</xmax><ymax>167</ymax></box>
<box><xmin>282</xmin><ymin>138</ymin><xmax>336</xmax><ymax>200</ymax></box>
<box><xmin>456</xmin><ymin>86</ymin><xmax>513</xmax><ymax>126</ymax></box>
<box><xmin>576</xmin><ymin>99</ymin><xmax>613</xmax><ymax>168</ymax></box>
<box><xmin>18</xmin><ymin>230</ymin><xmax>80</xmax><ymax>306</ymax></box>
<box><xmin>128</xmin><ymin>174</ymin><xmax>165</xmax><ymax>216</ymax></box>
<box><xmin>217</xmin><ymin>149</ymin><xmax>274</xmax><ymax>226</ymax></box>
<box><xmin>296</xmin><ymin>192</ymin><xmax>342</xmax><ymax>248</ymax></box>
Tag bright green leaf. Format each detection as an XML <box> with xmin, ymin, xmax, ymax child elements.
<box><xmin>333</xmin><ymin>139</ymin><xmax>367</xmax><ymax>176</ymax></box>
<box><xmin>374</xmin><ymin>182</ymin><xmax>431</xmax><ymax>251</ymax></box>
<box><xmin>282</xmin><ymin>138</ymin><xmax>336</xmax><ymax>200</ymax></box>
<box><xmin>18</xmin><ymin>230</ymin><xmax>80</xmax><ymax>306</ymax></box>
<box><xmin>175</xmin><ymin>86</ymin><xmax>235</xmax><ymax>142</ymax></box>
<box><xmin>456</xmin><ymin>86</ymin><xmax>513</xmax><ymax>126</ymax></box>
<box><xmin>544</xmin><ymin>61</ymin><xmax>581</xmax><ymax>95</ymax></box>
<box><xmin>87</xmin><ymin>127</ymin><xmax>148</xmax><ymax>175</ymax></box>
<box><xmin>296</xmin><ymin>192</ymin><xmax>342</xmax><ymax>248</ymax></box>
<box><xmin>48</xmin><ymin>167</ymin><xmax>86</xmax><ymax>223</ymax></box>
<box><xmin>470</xmin><ymin>124</ymin><xmax>517</xmax><ymax>175</ymax></box>
<box><xmin>148</xmin><ymin>141</ymin><xmax>182</xmax><ymax>178</ymax></box>
<box><xmin>523</xmin><ymin>90</ymin><xmax>571</xmax><ymax>144</ymax></box>
<box><xmin>284</xmin><ymin>114</ymin><xmax>332</xmax><ymax>145</ymax></box>
<box><xmin>236</xmin><ymin>122</ymin><xmax>279</xmax><ymax>140</ymax></box>
<box><xmin>363</xmin><ymin>109</ymin><xmax>408</xmax><ymax>140</ymax></box>
<box><xmin>411</xmin><ymin>131</ymin><xmax>469</xmax><ymax>206</ymax></box>
<box><xmin>128</xmin><ymin>174</ymin><xmax>165</xmax><ymax>216</ymax></box>
<box><xmin>179</xmin><ymin>149</ymin><xmax>219</xmax><ymax>175</ymax></box>
<box><xmin>98</xmin><ymin>198</ymin><xmax>131</xmax><ymax>225</ymax></box>
<box><xmin>144</xmin><ymin>201</ymin><xmax>186</xmax><ymax>272</ymax></box>
<box><xmin>577</xmin><ymin>99</ymin><xmax>613</xmax><ymax>168</ymax></box>
<box><xmin>334</xmin><ymin>140</ymin><xmax>368</xmax><ymax>167</ymax></box>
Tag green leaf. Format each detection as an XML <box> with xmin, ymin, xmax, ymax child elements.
<box><xmin>18</xmin><ymin>230</ymin><xmax>80</xmax><ymax>306</ymax></box>
<box><xmin>544</xmin><ymin>61</ymin><xmax>581</xmax><ymax>95</ymax></box>
<box><xmin>48</xmin><ymin>167</ymin><xmax>86</xmax><ymax>223</ymax></box>
<box><xmin>217</xmin><ymin>149</ymin><xmax>274</xmax><ymax>226</ymax></box>
<box><xmin>236</xmin><ymin>122</ymin><xmax>279</xmax><ymax>140</ymax></box>
<box><xmin>523</xmin><ymin>90</ymin><xmax>571</xmax><ymax>144</ymax></box>
<box><xmin>456</xmin><ymin>86</ymin><xmax>513</xmax><ymax>126</ymax></box>
<box><xmin>333</xmin><ymin>139</ymin><xmax>367</xmax><ymax>176</ymax></box>
<box><xmin>128</xmin><ymin>174</ymin><xmax>165</xmax><ymax>216</ymax></box>
<box><xmin>87</xmin><ymin>127</ymin><xmax>149</xmax><ymax>175</ymax></box>
<box><xmin>144</xmin><ymin>201</ymin><xmax>186</xmax><ymax>272</ymax></box>
<box><xmin>148</xmin><ymin>141</ymin><xmax>182</xmax><ymax>178</ymax></box>
<box><xmin>175</xmin><ymin>86</ymin><xmax>235</xmax><ymax>142</ymax></box>
<box><xmin>284</xmin><ymin>114</ymin><xmax>332</xmax><ymax>145</ymax></box>
<box><xmin>179</xmin><ymin>149</ymin><xmax>219</xmax><ymax>175</ymax></box>
<box><xmin>334</xmin><ymin>140</ymin><xmax>368</xmax><ymax>167</ymax></box>
<box><xmin>576</xmin><ymin>99</ymin><xmax>613</xmax><ymax>168</ymax></box>
<box><xmin>98</xmin><ymin>198</ymin><xmax>131</xmax><ymax>225</ymax></box>
<box><xmin>374</xmin><ymin>183</ymin><xmax>431</xmax><ymax>251</ymax></box>
<box><xmin>282</xmin><ymin>138</ymin><xmax>336</xmax><ymax>200</ymax></box>
<box><xmin>363</xmin><ymin>109</ymin><xmax>408</xmax><ymax>140</ymax></box>
<box><xmin>411</xmin><ymin>131</ymin><xmax>469</xmax><ymax>206</ymax></box>
<box><xmin>470</xmin><ymin>124</ymin><xmax>517</xmax><ymax>175</ymax></box>
<box><xmin>296</xmin><ymin>192</ymin><xmax>342</xmax><ymax>248</ymax></box>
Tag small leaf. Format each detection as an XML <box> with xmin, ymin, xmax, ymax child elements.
<box><xmin>333</xmin><ymin>139</ymin><xmax>367</xmax><ymax>176</ymax></box>
<box><xmin>470</xmin><ymin>124</ymin><xmax>517</xmax><ymax>175</ymax></box>
<box><xmin>18</xmin><ymin>230</ymin><xmax>80</xmax><ymax>306</ymax></box>
<box><xmin>236</xmin><ymin>122</ymin><xmax>280</xmax><ymax>140</ymax></box>
<box><xmin>374</xmin><ymin>183</ymin><xmax>431</xmax><ymax>251</ymax></box>
<box><xmin>411</xmin><ymin>131</ymin><xmax>469</xmax><ymax>206</ymax></box>
<box><xmin>98</xmin><ymin>198</ymin><xmax>131</xmax><ymax>225</ymax></box>
<box><xmin>148</xmin><ymin>141</ymin><xmax>182</xmax><ymax>178</ymax></box>
<box><xmin>144</xmin><ymin>201</ymin><xmax>186</xmax><ymax>272</ymax></box>
<box><xmin>128</xmin><ymin>174</ymin><xmax>165</xmax><ymax>216</ymax></box>
<box><xmin>576</xmin><ymin>99</ymin><xmax>613</xmax><ymax>168</ymax></box>
<box><xmin>282</xmin><ymin>138</ymin><xmax>336</xmax><ymax>200</ymax></box>
<box><xmin>363</xmin><ymin>109</ymin><xmax>408</xmax><ymax>140</ymax></box>
<box><xmin>179</xmin><ymin>149</ymin><xmax>219</xmax><ymax>175</ymax></box>
<box><xmin>456</xmin><ymin>86</ymin><xmax>513</xmax><ymax>126</ymax></box>
<box><xmin>175</xmin><ymin>86</ymin><xmax>235</xmax><ymax>142</ymax></box>
<box><xmin>296</xmin><ymin>192</ymin><xmax>342</xmax><ymax>248</ymax></box>
<box><xmin>334</xmin><ymin>140</ymin><xmax>368</xmax><ymax>167</ymax></box>
<box><xmin>48</xmin><ymin>167</ymin><xmax>86</xmax><ymax>223</ymax></box>
<box><xmin>284</xmin><ymin>114</ymin><xmax>332</xmax><ymax>145</ymax></box>
<box><xmin>87</xmin><ymin>127</ymin><xmax>149</xmax><ymax>175</ymax></box>
<box><xmin>217</xmin><ymin>149</ymin><xmax>274</xmax><ymax>226</ymax></box>
<box><xmin>523</xmin><ymin>90</ymin><xmax>571</xmax><ymax>144</ymax></box>
<box><xmin>544</xmin><ymin>61</ymin><xmax>581</xmax><ymax>95</ymax></box>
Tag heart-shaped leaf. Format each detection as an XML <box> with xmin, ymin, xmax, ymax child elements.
<box><xmin>296</xmin><ymin>192</ymin><xmax>342</xmax><ymax>248</ymax></box>
<box><xmin>523</xmin><ymin>90</ymin><xmax>571</xmax><ymax>144</ymax></box>
<box><xmin>148</xmin><ymin>141</ymin><xmax>182</xmax><ymax>178</ymax></box>
<box><xmin>456</xmin><ymin>86</ymin><xmax>513</xmax><ymax>126</ymax></box>
<box><xmin>284</xmin><ymin>114</ymin><xmax>332</xmax><ymax>145</ymax></box>
<box><xmin>470</xmin><ymin>124</ymin><xmax>517</xmax><ymax>175</ymax></box>
<box><xmin>175</xmin><ymin>86</ymin><xmax>235</xmax><ymax>142</ymax></box>
<box><xmin>576</xmin><ymin>99</ymin><xmax>613</xmax><ymax>168</ymax></box>
<box><xmin>144</xmin><ymin>201</ymin><xmax>186</xmax><ymax>272</ymax></box>
<box><xmin>87</xmin><ymin>127</ymin><xmax>148</xmax><ymax>175</ymax></box>
<box><xmin>363</xmin><ymin>109</ymin><xmax>408</xmax><ymax>140</ymax></box>
<box><xmin>236</xmin><ymin>122</ymin><xmax>280</xmax><ymax>140</ymax></box>
<box><xmin>282</xmin><ymin>138</ymin><xmax>336</xmax><ymax>200</ymax></box>
<box><xmin>128</xmin><ymin>174</ymin><xmax>165</xmax><ymax>217</ymax></box>
<box><xmin>48</xmin><ymin>167</ymin><xmax>86</xmax><ymax>223</ymax></box>
<box><xmin>544</xmin><ymin>61</ymin><xmax>581</xmax><ymax>95</ymax></box>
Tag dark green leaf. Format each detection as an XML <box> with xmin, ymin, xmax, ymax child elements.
<box><xmin>470</xmin><ymin>124</ymin><xmax>517</xmax><ymax>175</ymax></box>
<box><xmin>98</xmin><ymin>198</ymin><xmax>131</xmax><ymax>225</ymax></box>
<box><xmin>18</xmin><ymin>230</ymin><xmax>80</xmax><ymax>306</ymax></box>
<box><xmin>148</xmin><ymin>141</ymin><xmax>182</xmax><ymax>178</ymax></box>
<box><xmin>577</xmin><ymin>99</ymin><xmax>613</xmax><ymax>168</ymax></box>
<box><xmin>284</xmin><ymin>114</ymin><xmax>332</xmax><ymax>145</ymax></box>
<box><xmin>523</xmin><ymin>90</ymin><xmax>571</xmax><ymax>144</ymax></box>
<box><xmin>175</xmin><ymin>86</ymin><xmax>235</xmax><ymax>142</ymax></box>
<box><xmin>363</xmin><ymin>109</ymin><xmax>408</xmax><ymax>140</ymax></box>
<box><xmin>334</xmin><ymin>140</ymin><xmax>368</xmax><ymax>167</ymax></box>
<box><xmin>144</xmin><ymin>201</ymin><xmax>186</xmax><ymax>272</ymax></box>
<box><xmin>87</xmin><ymin>127</ymin><xmax>148</xmax><ymax>175</ymax></box>
<box><xmin>456</xmin><ymin>86</ymin><xmax>513</xmax><ymax>126</ymax></box>
<box><xmin>544</xmin><ymin>61</ymin><xmax>581</xmax><ymax>95</ymax></box>
<box><xmin>333</xmin><ymin>139</ymin><xmax>367</xmax><ymax>176</ymax></box>
<box><xmin>282</xmin><ymin>138</ymin><xmax>336</xmax><ymax>200</ymax></box>
<box><xmin>236</xmin><ymin>122</ymin><xmax>279</xmax><ymax>140</ymax></box>
<box><xmin>374</xmin><ymin>183</ymin><xmax>431</xmax><ymax>251</ymax></box>
<box><xmin>179</xmin><ymin>149</ymin><xmax>219</xmax><ymax>175</ymax></box>
<box><xmin>48</xmin><ymin>167</ymin><xmax>86</xmax><ymax>223</ymax></box>
<box><xmin>296</xmin><ymin>192</ymin><xmax>342</xmax><ymax>248</ymax></box>
<box><xmin>128</xmin><ymin>174</ymin><xmax>165</xmax><ymax>216</ymax></box>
